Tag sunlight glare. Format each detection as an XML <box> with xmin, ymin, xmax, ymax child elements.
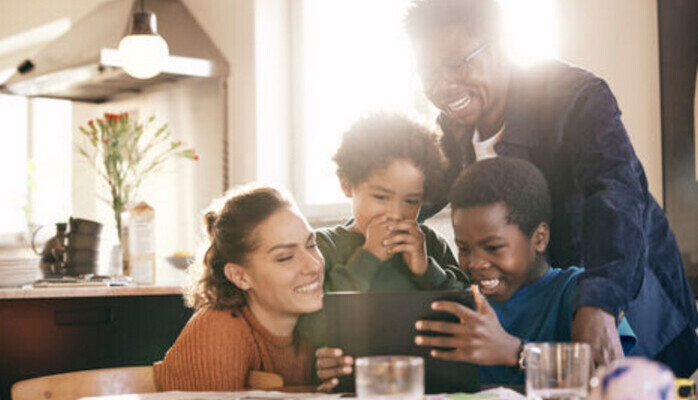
<box><xmin>302</xmin><ymin>0</ymin><xmax>427</xmax><ymax>205</ymax></box>
<box><xmin>500</xmin><ymin>0</ymin><xmax>558</xmax><ymax>67</ymax></box>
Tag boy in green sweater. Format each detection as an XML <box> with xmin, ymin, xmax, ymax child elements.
<box><xmin>299</xmin><ymin>113</ymin><xmax>467</xmax><ymax>378</ymax></box>
<box><xmin>319</xmin><ymin>112</ymin><xmax>466</xmax><ymax>293</ymax></box>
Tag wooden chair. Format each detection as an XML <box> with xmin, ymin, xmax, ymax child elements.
<box><xmin>247</xmin><ymin>370</ymin><xmax>284</xmax><ymax>390</ymax></box>
<box><xmin>11</xmin><ymin>366</ymin><xmax>156</xmax><ymax>400</ymax></box>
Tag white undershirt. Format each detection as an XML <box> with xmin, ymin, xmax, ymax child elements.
<box><xmin>472</xmin><ymin>124</ymin><xmax>505</xmax><ymax>161</ymax></box>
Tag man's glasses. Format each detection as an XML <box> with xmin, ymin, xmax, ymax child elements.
<box><xmin>422</xmin><ymin>42</ymin><xmax>491</xmax><ymax>90</ymax></box>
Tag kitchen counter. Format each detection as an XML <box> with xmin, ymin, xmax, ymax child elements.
<box><xmin>0</xmin><ymin>284</ymin><xmax>192</xmax><ymax>399</ymax></box>
<box><xmin>0</xmin><ymin>284</ymin><xmax>184</xmax><ymax>299</ymax></box>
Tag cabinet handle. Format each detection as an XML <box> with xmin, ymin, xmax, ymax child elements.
<box><xmin>54</xmin><ymin>308</ymin><xmax>113</xmax><ymax>325</ymax></box>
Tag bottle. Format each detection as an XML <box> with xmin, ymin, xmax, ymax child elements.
<box><xmin>122</xmin><ymin>201</ymin><xmax>156</xmax><ymax>284</ymax></box>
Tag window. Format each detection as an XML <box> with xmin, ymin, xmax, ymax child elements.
<box><xmin>279</xmin><ymin>0</ymin><xmax>557</xmax><ymax>218</ymax></box>
<box><xmin>0</xmin><ymin>93</ymin><xmax>71</xmax><ymax>243</ymax></box>
<box><xmin>0</xmin><ymin>94</ymin><xmax>28</xmax><ymax>237</ymax></box>
<box><xmin>293</xmin><ymin>0</ymin><xmax>436</xmax><ymax>213</ymax></box>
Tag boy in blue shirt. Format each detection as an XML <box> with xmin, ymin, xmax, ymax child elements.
<box><xmin>413</xmin><ymin>157</ymin><xmax>636</xmax><ymax>384</ymax></box>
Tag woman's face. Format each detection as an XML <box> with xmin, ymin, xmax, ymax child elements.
<box><xmin>237</xmin><ymin>207</ymin><xmax>325</xmax><ymax>318</ymax></box>
<box><xmin>413</xmin><ymin>24</ymin><xmax>509</xmax><ymax>130</ymax></box>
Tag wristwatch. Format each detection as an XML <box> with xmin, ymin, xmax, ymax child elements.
<box><xmin>516</xmin><ymin>339</ymin><xmax>527</xmax><ymax>370</ymax></box>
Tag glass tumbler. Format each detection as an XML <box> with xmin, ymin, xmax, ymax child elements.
<box><xmin>355</xmin><ymin>355</ymin><xmax>424</xmax><ymax>399</ymax></box>
<box><xmin>525</xmin><ymin>342</ymin><xmax>591</xmax><ymax>400</ymax></box>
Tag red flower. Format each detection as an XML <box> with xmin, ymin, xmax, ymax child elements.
<box><xmin>88</xmin><ymin>120</ymin><xmax>94</xmax><ymax>126</ymax></box>
<box><xmin>194</xmin><ymin>155</ymin><xmax>200</xmax><ymax>161</ymax></box>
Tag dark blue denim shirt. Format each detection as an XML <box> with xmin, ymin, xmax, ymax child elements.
<box><xmin>421</xmin><ymin>60</ymin><xmax>698</xmax><ymax>359</ymax></box>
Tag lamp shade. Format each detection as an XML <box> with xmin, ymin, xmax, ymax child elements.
<box><xmin>118</xmin><ymin>34</ymin><xmax>169</xmax><ymax>79</ymax></box>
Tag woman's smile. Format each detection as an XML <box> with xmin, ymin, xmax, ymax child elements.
<box><xmin>293</xmin><ymin>277</ymin><xmax>322</xmax><ymax>295</ymax></box>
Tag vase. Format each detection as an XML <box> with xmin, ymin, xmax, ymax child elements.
<box><xmin>109</xmin><ymin>243</ymin><xmax>123</xmax><ymax>276</ymax></box>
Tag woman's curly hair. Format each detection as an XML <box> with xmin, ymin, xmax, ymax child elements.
<box><xmin>333</xmin><ymin>112</ymin><xmax>447</xmax><ymax>203</ymax></box>
<box><xmin>185</xmin><ymin>185</ymin><xmax>292</xmax><ymax>313</ymax></box>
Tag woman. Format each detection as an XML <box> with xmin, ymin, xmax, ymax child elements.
<box><xmin>154</xmin><ymin>186</ymin><xmax>325</xmax><ymax>391</ymax></box>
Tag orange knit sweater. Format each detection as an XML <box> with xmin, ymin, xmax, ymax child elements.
<box><xmin>153</xmin><ymin>306</ymin><xmax>313</xmax><ymax>391</ymax></box>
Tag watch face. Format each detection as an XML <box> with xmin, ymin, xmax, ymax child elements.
<box><xmin>517</xmin><ymin>340</ymin><xmax>526</xmax><ymax>370</ymax></box>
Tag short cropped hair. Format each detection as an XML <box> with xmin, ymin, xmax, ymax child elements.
<box><xmin>333</xmin><ymin>112</ymin><xmax>446</xmax><ymax>203</ymax></box>
<box><xmin>404</xmin><ymin>0</ymin><xmax>503</xmax><ymax>43</ymax></box>
<box><xmin>449</xmin><ymin>157</ymin><xmax>551</xmax><ymax>236</ymax></box>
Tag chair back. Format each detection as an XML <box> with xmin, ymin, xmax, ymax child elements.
<box><xmin>247</xmin><ymin>370</ymin><xmax>284</xmax><ymax>390</ymax></box>
<box><xmin>11</xmin><ymin>366</ymin><xmax>156</xmax><ymax>400</ymax></box>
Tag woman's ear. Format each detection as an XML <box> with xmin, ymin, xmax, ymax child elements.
<box><xmin>224</xmin><ymin>262</ymin><xmax>252</xmax><ymax>291</ymax></box>
<box><xmin>339</xmin><ymin>177</ymin><xmax>354</xmax><ymax>198</ymax></box>
<box><xmin>531</xmin><ymin>222</ymin><xmax>550</xmax><ymax>254</ymax></box>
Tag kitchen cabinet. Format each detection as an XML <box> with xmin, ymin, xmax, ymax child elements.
<box><xmin>0</xmin><ymin>287</ymin><xmax>192</xmax><ymax>400</ymax></box>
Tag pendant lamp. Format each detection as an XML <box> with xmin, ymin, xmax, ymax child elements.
<box><xmin>118</xmin><ymin>0</ymin><xmax>169</xmax><ymax>79</ymax></box>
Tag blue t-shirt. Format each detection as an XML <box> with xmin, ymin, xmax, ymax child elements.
<box><xmin>479</xmin><ymin>266</ymin><xmax>637</xmax><ymax>385</ymax></box>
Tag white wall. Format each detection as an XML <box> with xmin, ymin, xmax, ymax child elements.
<box><xmin>72</xmin><ymin>79</ymin><xmax>224</xmax><ymax>283</ymax></box>
<box><xmin>181</xmin><ymin>0</ymin><xmax>260</xmax><ymax>186</ymax></box>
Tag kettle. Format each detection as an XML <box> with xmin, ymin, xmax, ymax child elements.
<box><xmin>32</xmin><ymin>222</ymin><xmax>68</xmax><ymax>277</ymax></box>
<box><xmin>31</xmin><ymin>217</ymin><xmax>103</xmax><ymax>277</ymax></box>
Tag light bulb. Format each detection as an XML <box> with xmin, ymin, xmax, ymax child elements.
<box><xmin>118</xmin><ymin>34</ymin><xmax>169</xmax><ymax>79</ymax></box>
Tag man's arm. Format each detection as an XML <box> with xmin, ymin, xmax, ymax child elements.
<box><xmin>564</xmin><ymin>79</ymin><xmax>647</xmax><ymax>365</ymax></box>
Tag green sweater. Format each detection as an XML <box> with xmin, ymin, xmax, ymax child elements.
<box><xmin>318</xmin><ymin>224</ymin><xmax>466</xmax><ymax>292</ymax></box>
<box><xmin>298</xmin><ymin>223</ymin><xmax>467</xmax><ymax>347</ymax></box>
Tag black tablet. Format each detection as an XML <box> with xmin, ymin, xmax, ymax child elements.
<box><xmin>324</xmin><ymin>289</ymin><xmax>479</xmax><ymax>394</ymax></box>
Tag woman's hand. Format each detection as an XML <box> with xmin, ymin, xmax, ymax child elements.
<box><xmin>384</xmin><ymin>219</ymin><xmax>428</xmax><ymax>277</ymax></box>
<box><xmin>414</xmin><ymin>285</ymin><xmax>521</xmax><ymax>366</ymax></box>
<box><xmin>315</xmin><ymin>347</ymin><xmax>353</xmax><ymax>392</ymax></box>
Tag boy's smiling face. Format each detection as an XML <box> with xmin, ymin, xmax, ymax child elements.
<box><xmin>452</xmin><ymin>202</ymin><xmax>549</xmax><ymax>302</ymax></box>
<box><xmin>343</xmin><ymin>158</ymin><xmax>425</xmax><ymax>235</ymax></box>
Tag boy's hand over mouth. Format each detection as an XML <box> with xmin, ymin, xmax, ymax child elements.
<box><xmin>362</xmin><ymin>215</ymin><xmax>392</xmax><ymax>261</ymax></box>
<box><xmin>384</xmin><ymin>219</ymin><xmax>428</xmax><ymax>276</ymax></box>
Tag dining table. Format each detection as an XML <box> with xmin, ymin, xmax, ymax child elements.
<box><xmin>78</xmin><ymin>387</ymin><xmax>526</xmax><ymax>400</ymax></box>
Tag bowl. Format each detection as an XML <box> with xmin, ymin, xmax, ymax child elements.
<box><xmin>166</xmin><ymin>255</ymin><xmax>194</xmax><ymax>270</ymax></box>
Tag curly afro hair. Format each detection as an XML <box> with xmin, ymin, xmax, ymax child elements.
<box><xmin>333</xmin><ymin>112</ymin><xmax>447</xmax><ymax>203</ymax></box>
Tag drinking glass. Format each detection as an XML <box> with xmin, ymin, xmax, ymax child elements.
<box><xmin>525</xmin><ymin>342</ymin><xmax>591</xmax><ymax>400</ymax></box>
<box><xmin>355</xmin><ymin>355</ymin><xmax>424</xmax><ymax>399</ymax></box>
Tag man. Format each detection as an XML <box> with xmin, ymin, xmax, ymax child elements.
<box><xmin>406</xmin><ymin>0</ymin><xmax>698</xmax><ymax>375</ymax></box>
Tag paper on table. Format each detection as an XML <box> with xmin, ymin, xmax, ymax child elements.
<box><xmin>79</xmin><ymin>391</ymin><xmax>343</xmax><ymax>400</ymax></box>
<box><xmin>426</xmin><ymin>387</ymin><xmax>526</xmax><ymax>400</ymax></box>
